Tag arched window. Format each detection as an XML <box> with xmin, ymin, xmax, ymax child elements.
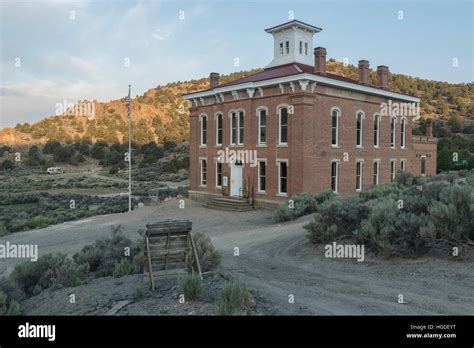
<box><xmin>373</xmin><ymin>114</ymin><xmax>380</xmax><ymax>147</ymax></box>
<box><xmin>215</xmin><ymin>113</ymin><xmax>223</xmax><ymax>146</ymax></box>
<box><xmin>390</xmin><ymin>117</ymin><xmax>396</xmax><ymax>148</ymax></box>
<box><xmin>257</xmin><ymin>108</ymin><xmax>267</xmax><ymax>145</ymax></box>
<box><xmin>200</xmin><ymin>114</ymin><xmax>207</xmax><ymax>146</ymax></box>
<box><xmin>331</xmin><ymin>108</ymin><xmax>340</xmax><ymax>147</ymax></box>
<box><xmin>400</xmin><ymin>118</ymin><xmax>406</xmax><ymax>148</ymax></box>
<box><xmin>279</xmin><ymin>107</ymin><xmax>288</xmax><ymax>145</ymax></box>
<box><xmin>356</xmin><ymin>111</ymin><xmax>364</xmax><ymax>147</ymax></box>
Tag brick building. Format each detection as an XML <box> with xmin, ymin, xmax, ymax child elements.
<box><xmin>183</xmin><ymin>20</ymin><xmax>437</xmax><ymax>207</ymax></box>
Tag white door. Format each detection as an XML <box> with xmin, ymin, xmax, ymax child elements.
<box><xmin>230</xmin><ymin>161</ymin><xmax>243</xmax><ymax>197</ymax></box>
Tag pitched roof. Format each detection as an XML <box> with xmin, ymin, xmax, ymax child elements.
<box><xmin>264</xmin><ymin>20</ymin><xmax>322</xmax><ymax>34</ymax></box>
<box><xmin>218</xmin><ymin>62</ymin><xmax>376</xmax><ymax>89</ymax></box>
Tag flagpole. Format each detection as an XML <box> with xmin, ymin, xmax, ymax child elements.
<box><xmin>127</xmin><ymin>84</ymin><xmax>132</xmax><ymax>212</ymax></box>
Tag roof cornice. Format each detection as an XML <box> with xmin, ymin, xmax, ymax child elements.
<box><xmin>183</xmin><ymin>73</ymin><xmax>420</xmax><ymax>103</ymax></box>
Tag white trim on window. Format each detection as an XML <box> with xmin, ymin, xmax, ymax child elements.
<box><xmin>373</xmin><ymin>159</ymin><xmax>380</xmax><ymax>186</ymax></box>
<box><xmin>400</xmin><ymin>159</ymin><xmax>407</xmax><ymax>172</ymax></box>
<box><xmin>400</xmin><ymin>117</ymin><xmax>407</xmax><ymax>149</ymax></box>
<box><xmin>331</xmin><ymin>107</ymin><xmax>341</xmax><ymax>147</ymax></box>
<box><xmin>199</xmin><ymin>114</ymin><xmax>208</xmax><ymax>147</ymax></box>
<box><xmin>215</xmin><ymin>112</ymin><xmax>223</xmax><ymax>147</ymax></box>
<box><xmin>390</xmin><ymin>116</ymin><xmax>397</xmax><ymax>148</ymax></box>
<box><xmin>356</xmin><ymin>159</ymin><xmax>364</xmax><ymax>192</ymax></box>
<box><xmin>330</xmin><ymin>159</ymin><xmax>339</xmax><ymax>193</ymax></box>
<box><xmin>276</xmin><ymin>159</ymin><xmax>288</xmax><ymax>196</ymax></box>
<box><xmin>215</xmin><ymin>158</ymin><xmax>223</xmax><ymax>189</ymax></box>
<box><xmin>229</xmin><ymin>110</ymin><xmax>238</xmax><ymax>146</ymax></box>
<box><xmin>199</xmin><ymin>157</ymin><xmax>207</xmax><ymax>187</ymax></box>
<box><xmin>373</xmin><ymin>113</ymin><xmax>381</xmax><ymax>148</ymax></box>
<box><xmin>356</xmin><ymin>110</ymin><xmax>365</xmax><ymax>148</ymax></box>
<box><xmin>256</xmin><ymin>106</ymin><xmax>268</xmax><ymax>146</ymax></box>
<box><xmin>257</xmin><ymin>159</ymin><xmax>267</xmax><ymax>193</ymax></box>
<box><xmin>390</xmin><ymin>159</ymin><xmax>397</xmax><ymax>182</ymax></box>
<box><xmin>277</xmin><ymin>105</ymin><xmax>289</xmax><ymax>146</ymax></box>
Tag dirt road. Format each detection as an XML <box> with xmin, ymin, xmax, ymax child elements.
<box><xmin>1</xmin><ymin>199</ymin><xmax>472</xmax><ymax>315</ymax></box>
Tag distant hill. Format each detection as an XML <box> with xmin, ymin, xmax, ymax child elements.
<box><xmin>1</xmin><ymin>60</ymin><xmax>472</xmax><ymax>146</ymax></box>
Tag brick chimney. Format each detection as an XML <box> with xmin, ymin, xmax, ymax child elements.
<box><xmin>210</xmin><ymin>72</ymin><xmax>219</xmax><ymax>88</ymax></box>
<box><xmin>314</xmin><ymin>47</ymin><xmax>327</xmax><ymax>75</ymax></box>
<box><xmin>358</xmin><ymin>60</ymin><xmax>369</xmax><ymax>85</ymax></box>
<box><xmin>426</xmin><ymin>119</ymin><xmax>433</xmax><ymax>137</ymax></box>
<box><xmin>376</xmin><ymin>65</ymin><xmax>389</xmax><ymax>90</ymax></box>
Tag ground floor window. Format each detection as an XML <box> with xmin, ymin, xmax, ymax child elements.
<box><xmin>278</xmin><ymin>161</ymin><xmax>288</xmax><ymax>195</ymax></box>
<box><xmin>356</xmin><ymin>161</ymin><xmax>363</xmax><ymax>191</ymax></box>
<box><xmin>200</xmin><ymin>159</ymin><xmax>207</xmax><ymax>186</ymax></box>
<box><xmin>400</xmin><ymin>159</ymin><xmax>406</xmax><ymax>172</ymax></box>
<box><xmin>390</xmin><ymin>160</ymin><xmax>396</xmax><ymax>182</ymax></box>
<box><xmin>421</xmin><ymin>156</ymin><xmax>426</xmax><ymax>175</ymax></box>
<box><xmin>373</xmin><ymin>161</ymin><xmax>379</xmax><ymax>186</ymax></box>
<box><xmin>331</xmin><ymin>161</ymin><xmax>339</xmax><ymax>192</ymax></box>
<box><xmin>215</xmin><ymin>161</ymin><xmax>222</xmax><ymax>188</ymax></box>
<box><xmin>258</xmin><ymin>161</ymin><xmax>266</xmax><ymax>192</ymax></box>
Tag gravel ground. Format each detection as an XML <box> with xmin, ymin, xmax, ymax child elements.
<box><xmin>1</xmin><ymin>198</ymin><xmax>473</xmax><ymax>315</ymax></box>
<box><xmin>19</xmin><ymin>273</ymin><xmax>265</xmax><ymax>316</ymax></box>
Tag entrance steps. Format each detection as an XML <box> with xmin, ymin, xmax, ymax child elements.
<box><xmin>204</xmin><ymin>196</ymin><xmax>254</xmax><ymax>212</ymax></box>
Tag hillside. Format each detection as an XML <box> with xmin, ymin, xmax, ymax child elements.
<box><xmin>1</xmin><ymin>60</ymin><xmax>472</xmax><ymax>146</ymax></box>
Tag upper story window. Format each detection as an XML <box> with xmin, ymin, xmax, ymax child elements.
<box><xmin>215</xmin><ymin>113</ymin><xmax>223</xmax><ymax>146</ymax></box>
<box><xmin>279</xmin><ymin>40</ymin><xmax>290</xmax><ymax>56</ymax></box>
<box><xmin>279</xmin><ymin>107</ymin><xmax>288</xmax><ymax>145</ymax></box>
<box><xmin>200</xmin><ymin>114</ymin><xmax>207</xmax><ymax>146</ymax></box>
<box><xmin>258</xmin><ymin>108</ymin><xmax>267</xmax><ymax>145</ymax></box>
<box><xmin>421</xmin><ymin>156</ymin><xmax>426</xmax><ymax>176</ymax></box>
<box><xmin>299</xmin><ymin>41</ymin><xmax>309</xmax><ymax>55</ymax></box>
<box><xmin>304</xmin><ymin>42</ymin><xmax>308</xmax><ymax>55</ymax></box>
<box><xmin>390</xmin><ymin>117</ymin><xmax>396</xmax><ymax>148</ymax></box>
<box><xmin>285</xmin><ymin>41</ymin><xmax>290</xmax><ymax>54</ymax></box>
<box><xmin>230</xmin><ymin>111</ymin><xmax>237</xmax><ymax>145</ymax></box>
<box><xmin>238</xmin><ymin>111</ymin><xmax>244</xmax><ymax>145</ymax></box>
<box><xmin>373</xmin><ymin>113</ymin><xmax>380</xmax><ymax>147</ymax></box>
<box><xmin>356</xmin><ymin>111</ymin><xmax>364</xmax><ymax>147</ymax></box>
<box><xmin>299</xmin><ymin>41</ymin><xmax>303</xmax><ymax>54</ymax></box>
<box><xmin>390</xmin><ymin>160</ymin><xmax>396</xmax><ymax>182</ymax></box>
<box><xmin>400</xmin><ymin>118</ymin><xmax>407</xmax><ymax>148</ymax></box>
<box><xmin>331</xmin><ymin>107</ymin><xmax>340</xmax><ymax>147</ymax></box>
<box><xmin>279</xmin><ymin>42</ymin><xmax>284</xmax><ymax>55</ymax></box>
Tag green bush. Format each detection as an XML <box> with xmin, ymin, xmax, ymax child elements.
<box><xmin>0</xmin><ymin>290</ymin><xmax>21</xmax><ymax>315</ymax></box>
<box><xmin>304</xmin><ymin>196</ymin><xmax>369</xmax><ymax>243</ymax></box>
<box><xmin>113</xmin><ymin>259</ymin><xmax>135</xmax><ymax>278</ymax></box>
<box><xmin>217</xmin><ymin>280</ymin><xmax>252</xmax><ymax>316</ymax></box>
<box><xmin>273</xmin><ymin>190</ymin><xmax>336</xmax><ymax>222</ymax></box>
<box><xmin>360</xmin><ymin>183</ymin><xmax>400</xmax><ymax>201</ymax></box>
<box><xmin>73</xmin><ymin>225</ymin><xmax>143</xmax><ymax>277</ymax></box>
<box><xmin>133</xmin><ymin>287</ymin><xmax>144</xmax><ymax>300</ymax></box>
<box><xmin>394</xmin><ymin>171</ymin><xmax>414</xmax><ymax>187</ymax></box>
<box><xmin>179</xmin><ymin>272</ymin><xmax>202</xmax><ymax>301</ymax></box>
<box><xmin>10</xmin><ymin>254</ymin><xmax>88</xmax><ymax>296</ymax></box>
<box><xmin>187</xmin><ymin>232</ymin><xmax>221</xmax><ymax>273</ymax></box>
<box><xmin>354</xmin><ymin>199</ymin><xmax>433</xmax><ymax>257</ymax></box>
<box><xmin>426</xmin><ymin>184</ymin><xmax>474</xmax><ymax>240</ymax></box>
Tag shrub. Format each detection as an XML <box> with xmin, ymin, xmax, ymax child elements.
<box><xmin>426</xmin><ymin>184</ymin><xmax>474</xmax><ymax>240</ymax></box>
<box><xmin>273</xmin><ymin>190</ymin><xmax>336</xmax><ymax>222</ymax></box>
<box><xmin>179</xmin><ymin>272</ymin><xmax>202</xmax><ymax>301</ymax></box>
<box><xmin>304</xmin><ymin>196</ymin><xmax>369</xmax><ymax>243</ymax></box>
<box><xmin>113</xmin><ymin>259</ymin><xmax>135</xmax><ymax>278</ymax></box>
<box><xmin>354</xmin><ymin>199</ymin><xmax>433</xmax><ymax>257</ymax></box>
<box><xmin>10</xmin><ymin>254</ymin><xmax>88</xmax><ymax>296</ymax></box>
<box><xmin>217</xmin><ymin>280</ymin><xmax>252</xmax><ymax>316</ymax></box>
<box><xmin>164</xmin><ymin>140</ymin><xmax>177</xmax><ymax>151</ymax></box>
<box><xmin>133</xmin><ymin>287</ymin><xmax>144</xmax><ymax>300</ymax></box>
<box><xmin>395</xmin><ymin>171</ymin><xmax>414</xmax><ymax>187</ymax></box>
<box><xmin>73</xmin><ymin>225</ymin><xmax>143</xmax><ymax>277</ymax></box>
<box><xmin>187</xmin><ymin>232</ymin><xmax>221</xmax><ymax>273</ymax></box>
<box><xmin>0</xmin><ymin>290</ymin><xmax>21</xmax><ymax>315</ymax></box>
<box><xmin>360</xmin><ymin>183</ymin><xmax>400</xmax><ymax>201</ymax></box>
<box><xmin>0</xmin><ymin>222</ymin><xmax>8</xmax><ymax>236</ymax></box>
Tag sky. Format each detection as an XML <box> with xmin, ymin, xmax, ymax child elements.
<box><xmin>0</xmin><ymin>0</ymin><xmax>472</xmax><ymax>128</ymax></box>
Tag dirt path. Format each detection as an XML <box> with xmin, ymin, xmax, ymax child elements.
<box><xmin>1</xmin><ymin>199</ymin><xmax>472</xmax><ymax>315</ymax></box>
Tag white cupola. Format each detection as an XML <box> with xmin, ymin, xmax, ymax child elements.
<box><xmin>265</xmin><ymin>20</ymin><xmax>322</xmax><ymax>68</ymax></box>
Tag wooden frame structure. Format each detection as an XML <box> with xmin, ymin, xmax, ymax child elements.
<box><xmin>144</xmin><ymin>219</ymin><xmax>202</xmax><ymax>290</ymax></box>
